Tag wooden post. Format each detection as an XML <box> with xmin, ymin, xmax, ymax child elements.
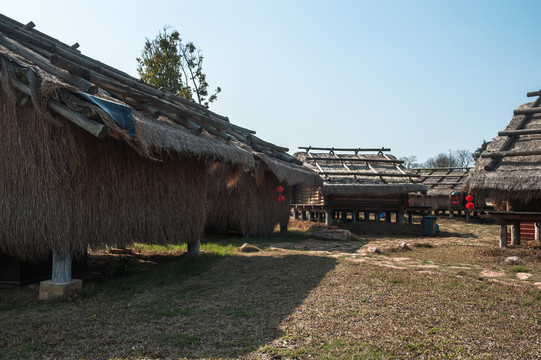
<box><xmin>317</xmin><ymin>212</ymin><xmax>323</xmax><ymax>223</ymax></box>
<box><xmin>408</xmin><ymin>213</ymin><xmax>413</xmax><ymax>224</ymax></box>
<box><xmin>341</xmin><ymin>211</ymin><xmax>347</xmax><ymax>221</ymax></box>
<box><xmin>511</xmin><ymin>223</ymin><xmax>520</xmax><ymax>246</ymax></box>
<box><xmin>536</xmin><ymin>223</ymin><xmax>540</xmax><ymax>241</ymax></box>
<box><xmin>466</xmin><ymin>211</ymin><xmax>470</xmax><ymax>223</ymax></box>
<box><xmin>364</xmin><ymin>212</ymin><xmax>370</xmax><ymax>221</ymax></box>
<box><xmin>385</xmin><ymin>211</ymin><xmax>391</xmax><ymax>223</ymax></box>
<box><xmin>325</xmin><ymin>211</ymin><xmax>332</xmax><ymax>226</ymax></box>
<box><xmin>353</xmin><ymin>211</ymin><xmax>359</xmax><ymax>223</ymax></box>
<box><xmin>39</xmin><ymin>251</ymin><xmax>82</xmax><ymax>299</ymax></box>
<box><xmin>52</xmin><ymin>251</ymin><xmax>72</xmax><ymax>283</ymax></box>
<box><xmin>293</xmin><ymin>210</ymin><xmax>299</xmax><ymax>220</ymax></box>
<box><xmin>309</xmin><ymin>212</ymin><xmax>315</xmax><ymax>221</ymax></box>
<box><xmin>243</xmin><ymin>229</ymin><xmax>251</xmax><ymax>239</ymax></box>
<box><xmin>499</xmin><ymin>224</ymin><xmax>508</xmax><ymax>248</ymax></box>
<box><xmin>188</xmin><ymin>240</ymin><xmax>200</xmax><ymax>254</ymax></box>
<box><xmin>397</xmin><ymin>212</ymin><xmax>405</xmax><ymax>225</ymax></box>
<box><xmin>301</xmin><ymin>211</ymin><xmax>307</xmax><ymax>221</ymax></box>
<box><xmin>280</xmin><ymin>222</ymin><xmax>288</xmax><ymax>234</ymax></box>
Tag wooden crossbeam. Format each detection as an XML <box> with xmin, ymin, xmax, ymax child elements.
<box><xmin>410</xmin><ymin>167</ymin><xmax>472</xmax><ymax>171</ymax></box>
<box><xmin>481</xmin><ymin>149</ymin><xmax>541</xmax><ymax>158</ymax></box>
<box><xmin>418</xmin><ymin>174</ymin><xmax>467</xmax><ymax>178</ymax></box>
<box><xmin>304</xmin><ymin>157</ymin><xmax>403</xmax><ymax>164</ymax></box>
<box><xmin>299</xmin><ymin>146</ymin><xmax>391</xmax><ymax>152</ymax></box>
<box><xmin>498</xmin><ymin>128</ymin><xmax>541</xmax><ymax>136</ymax></box>
<box><xmin>317</xmin><ymin>171</ymin><xmax>420</xmax><ymax>177</ymax></box>
<box><xmin>514</xmin><ymin>107</ymin><xmax>541</xmax><ymax>115</ymax></box>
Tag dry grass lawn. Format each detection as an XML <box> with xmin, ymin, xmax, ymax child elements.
<box><xmin>1</xmin><ymin>217</ymin><xmax>541</xmax><ymax>359</ymax></box>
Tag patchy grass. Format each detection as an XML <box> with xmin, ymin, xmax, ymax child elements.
<box><xmin>1</xmin><ymin>218</ymin><xmax>541</xmax><ymax>359</ymax></box>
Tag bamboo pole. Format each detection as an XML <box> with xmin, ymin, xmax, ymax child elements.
<box><xmin>318</xmin><ymin>171</ymin><xmax>420</xmax><ymax>177</ymax></box>
<box><xmin>299</xmin><ymin>146</ymin><xmax>391</xmax><ymax>152</ymax></box>
<box><xmin>304</xmin><ymin>157</ymin><xmax>404</xmax><ymax>164</ymax></box>
<box><xmin>498</xmin><ymin>128</ymin><xmax>541</xmax><ymax>136</ymax></box>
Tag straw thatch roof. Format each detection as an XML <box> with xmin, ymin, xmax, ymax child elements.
<box><xmin>0</xmin><ymin>14</ymin><xmax>318</xmax><ymax>260</ymax></box>
<box><xmin>294</xmin><ymin>148</ymin><xmax>426</xmax><ymax>196</ymax></box>
<box><xmin>464</xmin><ymin>92</ymin><xmax>541</xmax><ymax>210</ymax></box>
<box><xmin>411</xmin><ymin>167</ymin><xmax>471</xmax><ymax>196</ymax></box>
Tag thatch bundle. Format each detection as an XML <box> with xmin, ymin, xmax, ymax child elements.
<box><xmin>205</xmin><ymin>162</ymin><xmax>291</xmax><ymax>237</ymax></box>
<box><xmin>464</xmin><ymin>100</ymin><xmax>541</xmax><ymax>211</ymax></box>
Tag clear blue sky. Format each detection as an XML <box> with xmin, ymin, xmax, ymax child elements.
<box><xmin>2</xmin><ymin>0</ymin><xmax>540</xmax><ymax>163</ymax></box>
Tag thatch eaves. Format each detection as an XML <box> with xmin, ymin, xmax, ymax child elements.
<box><xmin>294</xmin><ymin>148</ymin><xmax>426</xmax><ymax>196</ymax></box>
<box><xmin>0</xmin><ymin>13</ymin><xmax>317</xmax><ymax>186</ymax></box>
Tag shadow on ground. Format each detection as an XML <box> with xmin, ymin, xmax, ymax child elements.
<box><xmin>0</xmin><ymin>251</ymin><xmax>337</xmax><ymax>359</ymax></box>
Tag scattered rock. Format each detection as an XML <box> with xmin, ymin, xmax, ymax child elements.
<box><xmin>368</xmin><ymin>246</ymin><xmax>382</xmax><ymax>254</ymax></box>
<box><xmin>313</xmin><ymin>228</ymin><xmax>361</xmax><ymax>241</ymax></box>
<box><xmin>504</xmin><ymin>256</ymin><xmax>524</xmax><ymax>265</ymax></box>
<box><xmin>238</xmin><ymin>243</ymin><xmax>260</xmax><ymax>253</ymax></box>
<box><xmin>481</xmin><ymin>270</ymin><xmax>504</xmax><ymax>277</ymax></box>
<box><xmin>399</xmin><ymin>242</ymin><xmax>411</xmax><ymax>251</ymax></box>
<box><xmin>534</xmin><ymin>282</ymin><xmax>541</xmax><ymax>290</ymax></box>
<box><xmin>516</xmin><ymin>272</ymin><xmax>532</xmax><ymax>281</ymax></box>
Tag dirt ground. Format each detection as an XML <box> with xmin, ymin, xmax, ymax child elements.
<box><xmin>1</xmin><ymin>217</ymin><xmax>541</xmax><ymax>359</ymax></box>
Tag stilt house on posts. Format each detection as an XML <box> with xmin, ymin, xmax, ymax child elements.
<box><xmin>292</xmin><ymin>147</ymin><xmax>426</xmax><ymax>225</ymax></box>
<box><xmin>407</xmin><ymin>167</ymin><xmax>488</xmax><ymax>218</ymax></box>
<box><xmin>464</xmin><ymin>89</ymin><xmax>541</xmax><ymax>247</ymax></box>
<box><xmin>0</xmin><ymin>14</ymin><xmax>319</xmax><ymax>294</ymax></box>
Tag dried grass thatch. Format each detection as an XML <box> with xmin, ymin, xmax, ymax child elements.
<box><xmin>205</xmin><ymin>163</ymin><xmax>290</xmax><ymax>237</ymax></box>
<box><xmin>293</xmin><ymin>151</ymin><xmax>426</xmax><ymax>201</ymax></box>
<box><xmin>0</xmin><ymin>13</ymin><xmax>320</xmax><ymax>261</ymax></box>
<box><xmin>464</xmin><ymin>100</ymin><xmax>541</xmax><ymax>210</ymax></box>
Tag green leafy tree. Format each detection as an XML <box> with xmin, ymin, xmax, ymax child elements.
<box><xmin>472</xmin><ymin>140</ymin><xmax>491</xmax><ymax>162</ymax></box>
<box><xmin>136</xmin><ymin>27</ymin><xmax>221</xmax><ymax>107</ymax></box>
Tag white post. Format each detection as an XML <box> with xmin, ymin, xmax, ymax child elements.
<box><xmin>325</xmin><ymin>211</ymin><xmax>332</xmax><ymax>226</ymax></box>
<box><xmin>397</xmin><ymin>212</ymin><xmax>405</xmax><ymax>225</ymax></box>
<box><xmin>535</xmin><ymin>223</ymin><xmax>540</xmax><ymax>241</ymax></box>
<box><xmin>511</xmin><ymin>224</ymin><xmax>520</xmax><ymax>246</ymax></box>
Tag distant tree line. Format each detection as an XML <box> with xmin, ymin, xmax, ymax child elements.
<box><xmin>400</xmin><ymin>140</ymin><xmax>492</xmax><ymax>169</ymax></box>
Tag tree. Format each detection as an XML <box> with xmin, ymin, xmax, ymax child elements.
<box><xmin>399</xmin><ymin>155</ymin><xmax>419</xmax><ymax>169</ymax></box>
<box><xmin>472</xmin><ymin>140</ymin><xmax>491</xmax><ymax>162</ymax></box>
<box><xmin>454</xmin><ymin>149</ymin><xmax>473</xmax><ymax>167</ymax></box>
<box><xmin>424</xmin><ymin>151</ymin><xmax>458</xmax><ymax>168</ymax></box>
<box><xmin>136</xmin><ymin>27</ymin><xmax>221</xmax><ymax>108</ymax></box>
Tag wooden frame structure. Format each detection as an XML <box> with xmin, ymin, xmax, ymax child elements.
<box><xmin>464</xmin><ymin>90</ymin><xmax>541</xmax><ymax>247</ymax></box>
<box><xmin>292</xmin><ymin>147</ymin><xmax>426</xmax><ymax>225</ymax></box>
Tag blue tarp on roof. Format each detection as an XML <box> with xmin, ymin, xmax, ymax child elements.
<box><xmin>78</xmin><ymin>92</ymin><xmax>135</xmax><ymax>137</ymax></box>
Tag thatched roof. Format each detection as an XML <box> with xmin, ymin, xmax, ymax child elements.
<box><xmin>464</xmin><ymin>91</ymin><xmax>541</xmax><ymax>207</ymax></box>
<box><xmin>410</xmin><ymin>167</ymin><xmax>471</xmax><ymax>196</ymax></box>
<box><xmin>0</xmin><ymin>13</ymin><xmax>318</xmax><ymax>187</ymax></box>
<box><xmin>294</xmin><ymin>148</ymin><xmax>426</xmax><ymax>196</ymax></box>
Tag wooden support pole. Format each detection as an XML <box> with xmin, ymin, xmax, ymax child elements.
<box><xmin>535</xmin><ymin>223</ymin><xmax>540</xmax><ymax>241</ymax></box>
<box><xmin>511</xmin><ymin>223</ymin><xmax>520</xmax><ymax>246</ymax></box>
<box><xmin>325</xmin><ymin>211</ymin><xmax>332</xmax><ymax>226</ymax></box>
<box><xmin>187</xmin><ymin>240</ymin><xmax>200</xmax><ymax>254</ymax></box>
<box><xmin>52</xmin><ymin>251</ymin><xmax>72</xmax><ymax>283</ymax></box>
<box><xmin>301</xmin><ymin>211</ymin><xmax>307</xmax><ymax>221</ymax></box>
<box><xmin>500</xmin><ymin>224</ymin><xmax>508</xmax><ymax>248</ymax></box>
<box><xmin>317</xmin><ymin>212</ymin><xmax>323</xmax><ymax>223</ymax></box>
<box><xmin>309</xmin><ymin>212</ymin><xmax>315</xmax><ymax>222</ymax></box>
<box><xmin>408</xmin><ymin>213</ymin><xmax>413</xmax><ymax>224</ymax></box>
<box><xmin>364</xmin><ymin>212</ymin><xmax>370</xmax><ymax>221</ymax></box>
<box><xmin>385</xmin><ymin>211</ymin><xmax>391</xmax><ymax>223</ymax></box>
<box><xmin>466</xmin><ymin>211</ymin><xmax>470</xmax><ymax>223</ymax></box>
<box><xmin>397</xmin><ymin>212</ymin><xmax>405</xmax><ymax>225</ymax></box>
<box><xmin>280</xmin><ymin>222</ymin><xmax>288</xmax><ymax>234</ymax></box>
<box><xmin>293</xmin><ymin>210</ymin><xmax>299</xmax><ymax>220</ymax></box>
<box><xmin>353</xmin><ymin>211</ymin><xmax>359</xmax><ymax>223</ymax></box>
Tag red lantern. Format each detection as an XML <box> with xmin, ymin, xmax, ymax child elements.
<box><xmin>453</xmin><ymin>201</ymin><xmax>458</xmax><ymax>205</ymax></box>
<box><xmin>466</xmin><ymin>202</ymin><xmax>475</xmax><ymax>210</ymax></box>
<box><xmin>276</xmin><ymin>186</ymin><xmax>284</xmax><ymax>193</ymax></box>
<box><xmin>278</xmin><ymin>195</ymin><xmax>285</xmax><ymax>203</ymax></box>
<box><xmin>465</xmin><ymin>195</ymin><xmax>474</xmax><ymax>202</ymax></box>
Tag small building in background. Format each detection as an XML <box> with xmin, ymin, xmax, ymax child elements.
<box><xmin>291</xmin><ymin>147</ymin><xmax>426</xmax><ymax>225</ymax></box>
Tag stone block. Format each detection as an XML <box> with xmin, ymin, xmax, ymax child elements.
<box><xmin>39</xmin><ymin>279</ymin><xmax>82</xmax><ymax>300</ymax></box>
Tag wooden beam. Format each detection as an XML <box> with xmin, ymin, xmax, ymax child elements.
<box><xmin>299</xmin><ymin>146</ymin><xmax>391</xmax><ymax>152</ymax></box>
<box><xmin>481</xmin><ymin>149</ymin><xmax>541</xmax><ymax>158</ymax></box>
<box><xmin>304</xmin><ymin>157</ymin><xmax>403</xmax><ymax>164</ymax></box>
<box><xmin>498</xmin><ymin>128</ymin><xmax>541</xmax><ymax>136</ymax></box>
<box><xmin>418</xmin><ymin>174</ymin><xmax>467</xmax><ymax>178</ymax></box>
<box><xmin>514</xmin><ymin>107</ymin><xmax>541</xmax><ymax>115</ymax></box>
<box><xmin>319</xmin><ymin>171</ymin><xmax>420</xmax><ymax>177</ymax></box>
<box><xmin>411</xmin><ymin>167</ymin><xmax>472</xmax><ymax>171</ymax></box>
<box><xmin>527</xmin><ymin>90</ymin><xmax>541</xmax><ymax>97</ymax></box>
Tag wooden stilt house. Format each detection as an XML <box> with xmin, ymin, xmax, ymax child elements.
<box><xmin>407</xmin><ymin>167</ymin><xmax>488</xmax><ymax>217</ymax></box>
<box><xmin>292</xmin><ymin>147</ymin><xmax>426</xmax><ymax>225</ymax></box>
<box><xmin>464</xmin><ymin>90</ymin><xmax>541</xmax><ymax>247</ymax></box>
<box><xmin>0</xmin><ymin>14</ymin><xmax>319</xmax><ymax>289</ymax></box>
